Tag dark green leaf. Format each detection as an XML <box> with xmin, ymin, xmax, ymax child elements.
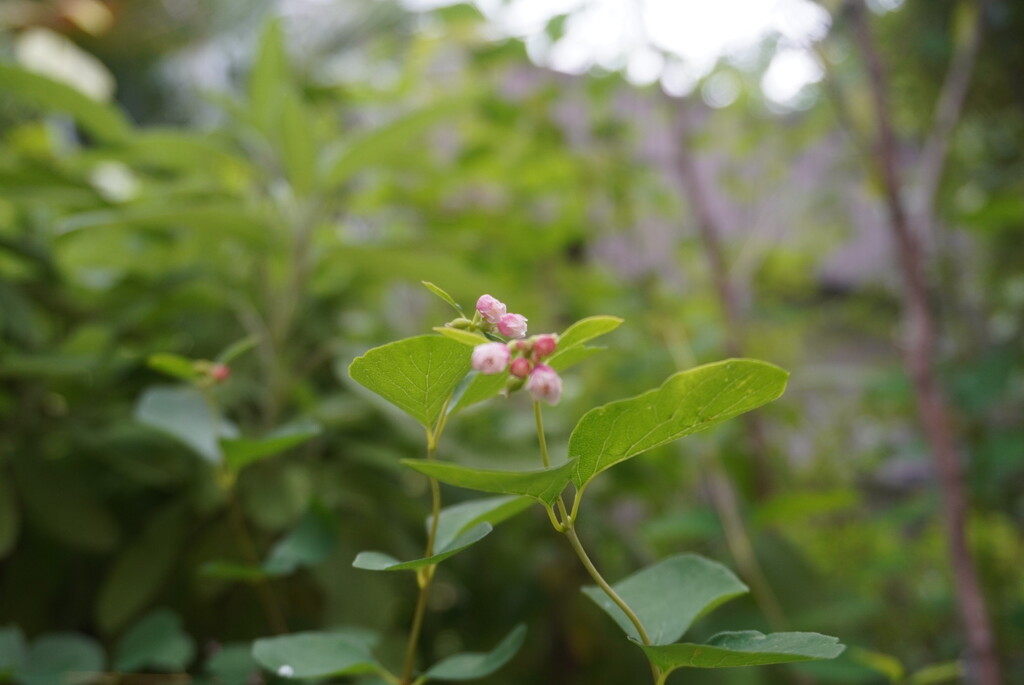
<box><xmin>582</xmin><ymin>554</ymin><xmax>748</xmax><ymax>645</ymax></box>
<box><xmin>0</xmin><ymin>626</ymin><xmax>27</xmax><ymax>676</ymax></box>
<box><xmin>0</xmin><ymin>477</ymin><xmax>19</xmax><ymax>559</ymax></box>
<box><xmin>640</xmin><ymin>631</ymin><xmax>844</xmax><ymax>672</ymax></box>
<box><xmin>251</xmin><ymin>631</ymin><xmax>380</xmax><ymax>679</ymax></box>
<box><xmin>114</xmin><ymin>609</ymin><xmax>195</xmax><ymax>672</ymax></box>
<box><xmin>263</xmin><ymin>501</ymin><xmax>336</xmax><ymax>575</ymax></box>
<box><xmin>423</xmin><ymin>624</ymin><xmax>526</xmax><ymax>681</ymax></box>
<box><xmin>570</xmin><ymin>360</ymin><xmax>788</xmax><ymax>488</ymax></box>
<box><xmin>352</xmin><ymin>523</ymin><xmax>492</xmax><ymax>572</ymax></box>
<box><xmin>206</xmin><ymin>644</ymin><xmax>258</xmax><ymax>685</ymax></box>
<box><xmin>348</xmin><ymin>336</ymin><xmax>471</xmax><ymax>429</ymax></box>
<box><xmin>21</xmin><ymin>633</ymin><xmax>104</xmax><ymax>685</ymax></box>
<box><xmin>402</xmin><ymin>459</ymin><xmax>573</xmax><ymax>506</ymax></box>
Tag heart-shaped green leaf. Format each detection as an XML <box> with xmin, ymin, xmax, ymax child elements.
<box><xmin>430</xmin><ymin>496</ymin><xmax>532</xmax><ymax>551</ymax></box>
<box><xmin>221</xmin><ymin>419</ymin><xmax>321</xmax><ymax>472</ymax></box>
<box><xmin>263</xmin><ymin>501</ymin><xmax>336</xmax><ymax>575</ymax></box>
<box><xmin>640</xmin><ymin>631</ymin><xmax>844</xmax><ymax>672</ymax></box>
<box><xmin>352</xmin><ymin>523</ymin><xmax>492</xmax><ymax>572</ymax></box>
<box><xmin>114</xmin><ymin>609</ymin><xmax>195</xmax><ymax>672</ymax></box>
<box><xmin>422</xmin><ymin>624</ymin><xmax>527</xmax><ymax>681</ymax></box>
<box><xmin>402</xmin><ymin>460</ymin><xmax>574</xmax><ymax>506</ymax></box>
<box><xmin>582</xmin><ymin>554</ymin><xmax>748</xmax><ymax>645</ymax></box>
<box><xmin>252</xmin><ymin>630</ymin><xmax>381</xmax><ymax>679</ymax></box>
<box><xmin>556</xmin><ymin>316</ymin><xmax>623</xmax><ymax>349</ymax></box>
<box><xmin>349</xmin><ymin>336</ymin><xmax>471</xmax><ymax>429</ymax></box>
<box><xmin>570</xmin><ymin>359</ymin><xmax>788</xmax><ymax>489</ymax></box>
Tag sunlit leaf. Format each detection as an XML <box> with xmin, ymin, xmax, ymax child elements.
<box><xmin>556</xmin><ymin>316</ymin><xmax>623</xmax><ymax>350</ymax></box>
<box><xmin>433</xmin><ymin>326</ymin><xmax>489</xmax><ymax>347</ymax></box>
<box><xmin>582</xmin><ymin>554</ymin><xmax>747</xmax><ymax>646</ymax></box>
<box><xmin>423</xmin><ymin>624</ymin><xmax>526</xmax><ymax>681</ymax></box>
<box><xmin>402</xmin><ymin>460</ymin><xmax>573</xmax><ymax>506</ymax></box>
<box><xmin>570</xmin><ymin>360</ymin><xmax>788</xmax><ymax>488</ymax></box>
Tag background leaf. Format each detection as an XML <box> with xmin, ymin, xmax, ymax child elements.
<box><xmin>352</xmin><ymin>522</ymin><xmax>492</xmax><ymax>572</ymax></box>
<box><xmin>251</xmin><ymin>631</ymin><xmax>380</xmax><ymax>679</ymax></box>
<box><xmin>263</xmin><ymin>501</ymin><xmax>337</xmax><ymax>575</ymax></box>
<box><xmin>221</xmin><ymin>419</ymin><xmax>321</xmax><ymax>472</ymax></box>
<box><xmin>430</xmin><ymin>496</ymin><xmax>532</xmax><ymax>551</ymax></box>
<box><xmin>20</xmin><ymin>633</ymin><xmax>105</xmax><ymax>685</ymax></box>
<box><xmin>422</xmin><ymin>624</ymin><xmax>526</xmax><ymax>681</ymax></box>
<box><xmin>134</xmin><ymin>386</ymin><xmax>225</xmax><ymax>463</ymax></box>
<box><xmin>0</xmin><ymin>478</ymin><xmax>19</xmax><ymax>559</ymax></box>
<box><xmin>114</xmin><ymin>609</ymin><xmax>196</xmax><ymax>672</ymax></box>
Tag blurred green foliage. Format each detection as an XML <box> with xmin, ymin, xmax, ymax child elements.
<box><xmin>0</xmin><ymin>1</ymin><xmax>1022</xmax><ymax>683</ymax></box>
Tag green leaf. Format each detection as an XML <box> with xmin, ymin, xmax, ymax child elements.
<box><xmin>95</xmin><ymin>506</ymin><xmax>188</xmax><ymax>634</ymax></box>
<box><xmin>570</xmin><ymin>359</ymin><xmax>788</xmax><ymax>488</ymax></box>
<box><xmin>216</xmin><ymin>335</ymin><xmax>260</xmax><ymax>364</ymax></box>
<box><xmin>13</xmin><ymin>457</ymin><xmax>119</xmax><ymax>552</ymax></box>
<box><xmin>0</xmin><ymin>64</ymin><xmax>132</xmax><ymax>142</ymax></box>
<box><xmin>0</xmin><ymin>477</ymin><xmax>19</xmax><ymax>559</ymax></box>
<box><xmin>201</xmin><ymin>562</ymin><xmax>268</xmax><ymax>582</ymax></box>
<box><xmin>114</xmin><ymin>609</ymin><xmax>195</xmax><ymax>672</ymax></box>
<box><xmin>582</xmin><ymin>554</ymin><xmax>748</xmax><ymax>645</ymax></box>
<box><xmin>349</xmin><ymin>336</ymin><xmax>472</xmax><ymax>429</ymax></box>
<box><xmin>449</xmin><ymin>371</ymin><xmax>509</xmax><ymax>415</ymax></box>
<box><xmin>135</xmin><ymin>386</ymin><xmax>224</xmax><ymax>463</ymax></box>
<box><xmin>0</xmin><ymin>626</ymin><xmax>27</xmax><ymax>676</ymax></box>
<box><xmin>20</xmin><ymin>633</ymin><xmax>105</xmax><ymax>685</ymax></box>
<box><xmin>432</xmin><ymin>327</ymin><xmax>489</xmax><ymax>347</ymax></box>
<box><xmin>206</xmin><ymin>644</ymin><xmax>258</xmax><ymax>685</ymax></box>
<box><xmin>422</xmin><ymin>281</ymin><xmax>464</xmax><ymax>315</ymax></box>
<box><xmin>279</xmin><ymin>90</ymin><xmax>317</xmax><ymax>195</ymax></box>
<box><xmin>252</xmin><ymin>631</ymin><xmax>380</xmax><ymax>679</ymax></box>
<box><xmin>324</xmin><ymin>98</ymin><xmax>473</xmax><ymax>187</ymax></box>
<box><xmin>249</xmin><ymin>19</ymin><xmax>289</xmax><ymax>133</ymax></box>
<box><xmin>556</xmin><ymin>316</ymin><xmax>623</xmax><ymax>350</ymax></box>
<box><xmin>430</xmin><ymin>496</ymin><xmax>533</xmax><ymax>551</ymax></box>
<box><xmin>57</xmin><ymin>204</ymin><xmax>271</xmax><ymax>245</ymax></box>
<box><xmin>352</xmin><ymin>523</ymin><xmax>492</xmax><ymax>572</ymax></box>
<box><xmin>263</xmin><ymin>501</ymin><xmax>337</xmax><ymax>575</ymax></box>
<box><xmin>640</xmin><ymin>631</ymin><xmax>845</xmax><ymax>672</ymax></box>
<box><xmin>402</xmin><ymin>460</ymin><xmax>573</xmax><ymax>506</ymax></box>
<box><xmin>423</xmin><ymin>624</ymin><xmax>526</xmax><ymax>681</ymax></box>
<box><xmin>221</xmin><ymin>419</ymin><xmax>321</xmax><ymax>472</ymax></box>
<box><xmin>147</xmin><ymin>353</ymin><xmax>201</xmax><ymax>382</ymax></box>
<box><xmin>546</xmin><ymin>345</ymin><xmax>605</xmax><ymax>372</ymax></box>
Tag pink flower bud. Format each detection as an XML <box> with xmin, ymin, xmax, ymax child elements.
<box><xmin>510</xmin><ymin>357</ymin><xmax>532</xmax><ymax>379</ymax></box>
<box><xmin>526</xmin><ymin>364</ymin><xmax>562</xmax><ymax>405</ymax></box>
<box><xmin>476</xmin><ymin>294</ymin><xmax>507</xmax><ymax>324</ymax></box>
<box><xmin>471</xmin><ymin>342</ymin><xmax>510</xmax><ymax>375</ymax></box>
<box><xmin>497</xmin><ymin>313</ymin><xmax>528</xmax><ymax>339</ymax></box>
<box><xmin>210</xmin><ymin>363</ymin><xmax>231</xmax><ymax>382</ymax></box>
<box><xmin>532</xmin><ymin>334</ymin><xmax>558</xmax><ymax>359</ymax></box>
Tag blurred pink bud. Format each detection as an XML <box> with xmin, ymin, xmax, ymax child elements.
<box><xmin>526</xmin><ymin>364</ymin><xmax>562</xmax><ymax>405</ymax></box>
<box><xmin>497</xmin><ymin>313</ymin><xmax>528</xmax><ymax>339</ymax></box>
<box><xmin>510</xmin><ymin>357</ymin><xmax>532</xmax><ymax>379</ymax></box>
<box><xmin>210</xmin><ymin>363</ymin><xmax>231</xmax><ymax>382</ymax></box>
<box><xmin>471</xmin><ymin>342</ymin><xmax>510</xmax><ymax>375</ymax></box>
<box><xmin>476</xmin><ymin>294</ymin><xmax>507</xmax><ymax>324</ymax></box>
<box><xmin>533</xmin><ymin>334</ymin><xmax>558</xmax><ymax>359</ymax></box>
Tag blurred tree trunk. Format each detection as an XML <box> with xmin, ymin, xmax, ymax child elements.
<box><xmin>846</xmin><ymin>2</ymin><xmax>1002</xmax><ymax>683</ymax></box>
<box><xmin>669</xmin><ymin>99</ymin><xmax>775</xmax><ymax>499</ymax></box>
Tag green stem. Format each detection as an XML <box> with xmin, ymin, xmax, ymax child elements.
<box><xmin>533</xmin><ymin>401</ymin><xmax>551</xmax><ymax>469</ymax></box>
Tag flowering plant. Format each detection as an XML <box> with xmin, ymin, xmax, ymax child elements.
<box><xmin>249</xmin><ymin>283</ymin><xmax>843</xmax><ymax>684</ymax></box>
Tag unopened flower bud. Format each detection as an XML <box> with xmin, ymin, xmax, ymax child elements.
<box><xmin>210</xmin><ymin>363</ymin><xmax>231</xmax><ymax>382</ymax></box>
<box><xmin>497</xmin><ymin>313</ymin><xmax>528</xmax><ymax>339</ymax></box>
<box><xmin>471</xmin><ymin>342</ymin><xmax>510</xmax><ymax>375</ymax></box>
<box><xmin>526</xmin><ymin>364</ymin><xmax>562</xmax><ymax>405</ymax></box>
<box><xmin>532</xmin><ymin>334</ymin><xmax>558</xmax><ymax>359</ymax></box>
<box><xmin>476</xmin><ymin>294</ymin><xmax>507</xmax><ymax>325</ymax></box>
<box><xmin>510</xmin><ymin>357</ymin><xmax>532</xmax><ymax>379</ymax></box>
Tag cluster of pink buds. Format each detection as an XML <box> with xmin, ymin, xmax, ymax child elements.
<box><xmin>471</xmin><ymin>332</ymin><xmax>563</xmax><ymax>405</ymax></box>
<box><xmin>475</xmin><ymin>294</ymin><xmax>528</xmax><ymax>339</ymax></box>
